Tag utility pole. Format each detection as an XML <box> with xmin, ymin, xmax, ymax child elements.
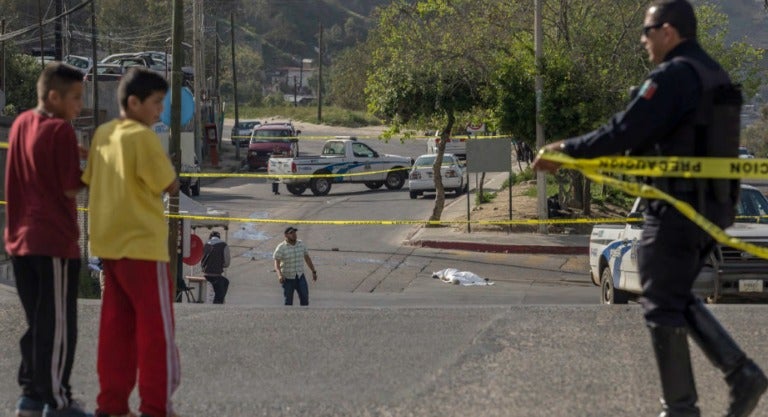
<box><xmin>293</xmin><ymin>75</ymin><xmax>298</xmax><ymax>107</ymax></box>
<box><xmin>535</xmin><ymin>0</ymin><xmax>547</xmax><ymax>234</ymax></box>
<box><xmin>1</xmin><ymin>19</ymin><xmax>6</xmax><ymax>95</ymax></box>
<box><xmin>193</xmin><ymin>0</ymin><xmax>204</xmax><ymax>162</ymax></box>
<box><xmin>169</xmin><ymin>0</ymin><xmax>184</xmax><ymax>292</ymax></box>
<box><xmin>215</xmin><ymin>20</ymin><xmax>220</xmax><ymax>99</ymax></box>
<box><xmin>54</xmin><ymin>0</ymin><xmax>62</xmax><ymax>60</ymax></box>
<box><xmin>38</xmin><ymin>0</ymin><xmax>45</xmax><ymax>68</ymax></box>
<box><xmin>215</xmin><ymin>19</ymin><xmax>221</xmax><ymax>146</ymax></box>
<box><xmin>317</xmin><ymin>20</ymin><xmax>322</xmax><ymax>122</ymax></box>
<box><xmin>90</xmin><ymin>0</ymin><xmax>98</xmax><ymax>127</ymax></box>
<box><xmin>230</xmin><ymin>12</ymin><xmax>240</xmax><ymax>161</ymax></box>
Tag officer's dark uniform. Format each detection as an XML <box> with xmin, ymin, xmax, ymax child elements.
<box><xmin>559</xmin><ymin>39</ymin><xmax>767</xmax><ymax>416</ymax></box>
<box><xmin>564</xmin><ymin>39</ymin><xmax>724</xmax><ymax>326</ymax></box>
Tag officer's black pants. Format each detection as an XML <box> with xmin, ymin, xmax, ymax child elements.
<box><xmin>13</xmin><ymin>255</ymin><xmax>81</xmax><ymax>408</ymax></box>
<box><xmin>638</xmin><ymin>202</ymin><xmax>717</xmax><ymax>327</ymax></box>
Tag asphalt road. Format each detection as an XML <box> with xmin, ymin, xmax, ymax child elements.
<box><xmin>193</xmin><ymin>122</ymin><xmax>596</xmax><ymax>307</ymax></box>
<box><xmin>2</xmin><ymin>291</ymin><xmax>768</xmax><ymax>417</ymax></box>
<box><xmin>1</xmin><ymin>123</ymin><xmax>767</xmax><ymax>416</ymax></box>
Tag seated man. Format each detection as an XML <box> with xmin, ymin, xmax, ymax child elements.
<box><xmin>201</xmin><ymin>231</ymin><xmax>230</xmax><ymax>304</ymax></box>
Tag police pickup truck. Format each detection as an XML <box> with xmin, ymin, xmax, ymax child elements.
<box><xmin>590</xmin><ymin>184</ymin><xmax>768</xmax><ymax>304</ymax></box>
<box><xmin>267</xmin><ymin>137</ymin><xmax>413</xmax><ymax>196</ymax></box>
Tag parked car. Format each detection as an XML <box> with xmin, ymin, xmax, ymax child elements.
<box><xmin>739</xmin><ymin>146</ymin><xmax>755</xmax><ymax>159</ymax></box>
<box><xmin>590</xmin><ymin>184</ymin><xmax>768</xmax><ymax>304</ymax></box>
<box><xmin>246</xmin><ymin>123</ymin><xmax>300</xmax><ymax>170</ymax></box>
<box><xmin>230</xmin><ymin>120</ymin><xmax>261</xmax><ymax>147</ymax></box>
<box><xmin>83</xmin><ymin>63</ymin><xmax>124</xmax><ymax>81</ymax></box>
<box><xmin>408</xmin><ymin>153</ymin><xmax>467</xmax><ymax>199</ymax></box>
<box><xmin>101</xmin><ymin>52</ymin><xmax>164</xmax><ymax>72</ymax></box>
<box><xmin>64</xmin><ymin>55</ymin><xmax>93</xmax><ymax>74</ymax></box>
<box><xmin>426</xmin><ymin>132</ymin><xmax>469</xmax><ymax>160</ymax></box>
<box><xmin>180</xmin><ymin>154</ymin><xmax>201</xmax><ymax>197</ymax></box>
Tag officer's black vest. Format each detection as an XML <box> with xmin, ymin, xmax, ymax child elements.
<box><xmin>652</xmin><ymin>56</ymin><xmax>742</xmax><ymax>223</ymax></box>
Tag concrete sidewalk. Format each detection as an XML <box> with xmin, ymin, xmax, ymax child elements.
<box><xmin>406</xmin><ymin>226</ymin><xmax>589</xmax><ymax>255</ymax></box>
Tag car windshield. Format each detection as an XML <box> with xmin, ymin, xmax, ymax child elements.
<box><xmin>251</xmin><ymin>138</ymin><xmax>292</xmax><ymax>143</ymax></box>
<box><xmin>238</xmin><ymin>121</ymin><xmax>258</xmax><ymax>129</ymax></box>
<box><xmin>253</xmin><ymin>129</ymin><xmax>291</xmax><ymax>138</ymax></box>
<box><xmin>414</xmin><ymin>155</ymin><xmax>456</xmax><ymax>167</ymax></box>
<box><xmin>736</xmin><ymin>188</ymin><xmax>768</xmax><ymax>222</ymax></box>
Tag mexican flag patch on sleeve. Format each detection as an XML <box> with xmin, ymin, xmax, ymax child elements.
<box><xmin>638</xmin><ymin>79</ymin><xmax>658</xmax><ymax>100</ymax></box>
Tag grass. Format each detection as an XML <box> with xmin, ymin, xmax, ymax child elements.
<box><xmin>231</xmin><ymin>105</ymin><xmax>382</xmax><ymax>128</ymax></box>
<box><xmin>515</xmin><ymin>172</ymin><xmax>634</xmax><ymax>211</ymax></box>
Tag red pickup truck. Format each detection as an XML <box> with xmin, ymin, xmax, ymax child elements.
<box><xmin>246</xmin><ymin>122</ymin><xmax>301</xmax><ymax>170</ymax></box>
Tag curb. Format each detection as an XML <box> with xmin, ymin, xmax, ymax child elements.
<box><xmin>408</xmin><ymin>239</ymin><xmax>589</xmax><ymax>255</ymax></box>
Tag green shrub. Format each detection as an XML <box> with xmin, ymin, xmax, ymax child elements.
<box><xmin>475</xmin><ymin>190</ymin><xmax>496</xmax><ymax>204</ymax></box>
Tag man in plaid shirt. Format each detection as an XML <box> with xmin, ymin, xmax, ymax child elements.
<box><xmin>273</xmin><ymin>227</ymin><xmax>317</xmax><ymax>306</ymax></box>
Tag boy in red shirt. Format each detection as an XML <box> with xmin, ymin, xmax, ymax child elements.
<box><xmin>82</xmin><ymin>68</ymin><xmax>180</xmax><ymax>417</ymax></box>
<box><xmin>5</xmin><ymin>62</ymin><xmax>93</xmax><ymax>417</ymax></box>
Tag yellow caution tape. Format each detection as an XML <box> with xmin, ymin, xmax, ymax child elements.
<box><xmin>539</xmin><ymin>150</ymin><xmax>768</xmax><ymax>260</ymax></box>
<box><xmin>229</xmin><ymin>134</ymin><xmax>512</xmax><ymax>141</ymax></box>
<box><xmin>180</xmin><ymin>166</ymin><xmax>411</xmax><ymax>179</ymax></box>
<box><xmin>544</xmin><ymin>153</ymin><xmax>768</xmax><ymax>180</ymax></box>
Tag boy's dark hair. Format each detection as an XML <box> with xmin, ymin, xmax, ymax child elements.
<box><xmin>650</xmin><ymin>0</ymin><xmax>697</xmax><ymax>40</ymax></box>
<box><xmin>36</xmin><ymin>61</ymin><xmax>84</xmax><ymax>101</ymax></box>
<box><xmin>117</xmin><ymin>67</ymin><xmax>169</xmax><ymax>110</ymax></box>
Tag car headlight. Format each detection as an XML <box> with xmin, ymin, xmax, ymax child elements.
<box><xmin>410</xmin><ymin>172</ymin><xmax>421</xmax><ymax>180</ymax></box>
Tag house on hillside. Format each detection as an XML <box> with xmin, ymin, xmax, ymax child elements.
<box><xmin>267</xmin><ymin>65</ymin><xmax>317</xmax><ymax>98</ymax></box>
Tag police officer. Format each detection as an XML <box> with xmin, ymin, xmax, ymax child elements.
<box><xmin>533</xmin><ymin>1</ymin><xmax>767</xmax><ymax>416</ymax></box>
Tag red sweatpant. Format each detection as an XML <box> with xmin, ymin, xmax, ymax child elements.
<box><xmin>96</xmin><ymin>259</ymin><xmax>181</xmax><ymax>417</ymax></box>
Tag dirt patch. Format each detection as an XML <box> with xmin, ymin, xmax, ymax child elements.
<box><xmin>449</xmin><ymin>181</ymin><xmax>628</xmax><ymax>234</ymax></box>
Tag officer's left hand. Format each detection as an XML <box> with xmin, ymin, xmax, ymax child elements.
<box><xmin>532</xmin><ymin>141</ymin><xmax>565</xmax><ymax>173</ymax></box>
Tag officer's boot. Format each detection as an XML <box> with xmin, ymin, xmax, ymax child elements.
<box><xmin>649</xmin><ymin>325</ymin><xmax>701</xmax><ymax>417</ymax></box>
<box><xmin>684</xmin><ymin>299</ymin><xmax>767</xmax><ymax>417</ymax></box>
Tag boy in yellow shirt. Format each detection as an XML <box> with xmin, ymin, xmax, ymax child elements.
<box><xmin>82</xmin><ymin>67</ymin><xmax>180</xmax><ymax>417</ymax></box>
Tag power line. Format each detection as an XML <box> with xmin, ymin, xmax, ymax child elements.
<box><xmin>0</xmin><ymin>0</ymin><xmax>92</xmax><ymax>42</ymax></box>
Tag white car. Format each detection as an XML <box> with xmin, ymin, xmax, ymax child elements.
<box><xmin>408</xmin><ymin>153</ymin><xmax>467</xmax><ymax>199</ymax></box>
<box><xmin>739</xmin><ymin>146</ymin><xmax>755</xmax><ymax>159</ymax></box>
<box><xmin>425</xmin><ymin>133</ymin><xmax>467</xmax><ymax>160</ymax></box>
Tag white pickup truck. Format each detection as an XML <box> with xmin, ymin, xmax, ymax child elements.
<box><xmin>590</xmin><ymin>184</ymin><xmax>768</xmax><ymax>304</ymax></box>
<box><xmin>267</xmin><ymin>138</ymin><xmax>413</xmax><ymax>196</ymax></box>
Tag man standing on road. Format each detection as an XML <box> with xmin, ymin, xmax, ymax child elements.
<box><xmin>533</xmin><ymin>1</ymin><xmax>767</xmax><ymax>416</ymax></box>
<box><xmin>201</xmin><ymin>231</ymin><xmax>231</xmax><ymax>304</ymax></box>
<box><xmin>273</xmin><ymin>227</ymin><xmax>317</xmax><ymax>306</ymax></box>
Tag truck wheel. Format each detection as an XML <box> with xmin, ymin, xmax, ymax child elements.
<box><xmin>365</xmin><ymin>181</ymin><xmax>384</xmax><ymax>190</ymax></box>
<box><xmin>191</xmin><ymin>179</ymin><xmax>200</xmax><ymax>196</ymax></box>
<box><xmin>286</xmin><ymin>184</ymin><xmax>307</xmax><ymax>195</ymax></box>
<box><xmin>453</xmin><ymin>181</ymin><xmax>464</xmax><ymax>195</ymax></box>
<box><xmin>310</xmin><ymin>174</ymin><xmax>332</xmax><ymax>196</ymax></box>
<box><xmin>600</xmin><ymin>268</ymin><xmax>629</xmax><ymax>304</ymax></box>
<box><xmin>384</xmin><ymin>170</ymin><xmax>406</xmax><ymax>190</ymax></box>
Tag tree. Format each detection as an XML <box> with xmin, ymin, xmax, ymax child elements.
<box><xmin>366</xmin><ymin>0</ymin><xmax>514</xmax><ymax>223</ymax></box>
<box><xmin>327</xmin><ymin>43</ymin><xmax>372</xmax><ymax>110</ymax></box>
<box><xmin>743</xmin><ymin>105</ymin><xmax>768</xmax><ymax>157</ymax></box>
<box><xmin>4</xmin><ymin>52</ymin><xmax>41</xmax><ymax>112</ymax></box>
<box><xmin>491</xmin><ymin>0</ymin><xmax>765</xmax><ymax>215</ymax></box>
<box><xmin>219</xmin><ymin>45</ymin><xmax>265</xmax><ymax>106</ymax></box>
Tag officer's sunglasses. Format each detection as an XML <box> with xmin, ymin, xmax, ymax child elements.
<box><xmin>642</xmin><ymin>22</ymin><xmax>665</xmax><ymax>36</ymax></box>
